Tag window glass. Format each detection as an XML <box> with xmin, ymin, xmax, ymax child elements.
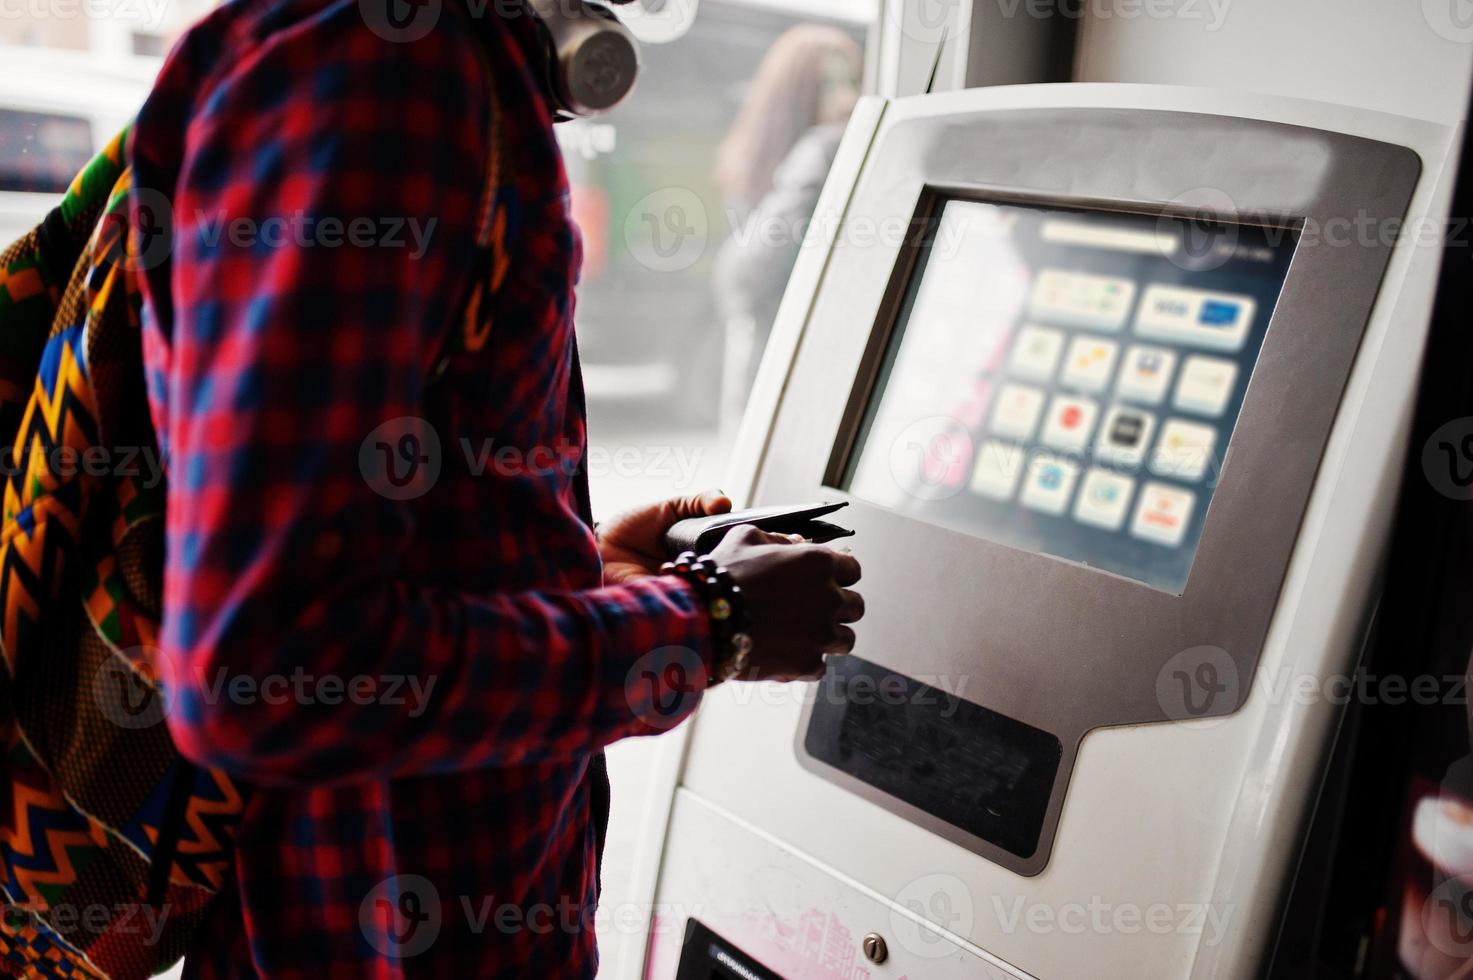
<box><xmin>583</xmin><ymin>4</ymin><xmax>875</xmax><ymax>975</ymax></box>
<box><xmin>566</xmin><ymin>0</ymin><xmax>874</xmax><ymax>514</ymax></box>
<box><xmin>0</xmin><ymin>108</ymin><xmax>93</xmax><ymax>193</ymax></box>
<box><xmin>0</xmin><ymin>0</ymin><xmax>206</xmax><ymax>243</ymax></box>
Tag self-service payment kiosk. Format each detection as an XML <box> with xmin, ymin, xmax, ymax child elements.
<box><xmin>627</xmin><ymin>84</ymin><xmax>1465</xmax><ymax>980</ymax></box>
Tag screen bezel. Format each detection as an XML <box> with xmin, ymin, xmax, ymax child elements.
<box><xmin>755</xmin><ymin>106</ymin><xmax>1421</xmax><ymax>876</ymax></box>
<box><xmin>826</xmin><ymin>189</ymin><xmax>1302</xmax><ymax>593</ymax></box>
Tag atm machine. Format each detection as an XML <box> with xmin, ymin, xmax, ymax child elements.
<box><xmin>625</xmin><ymin>84</ymin><xmax>1464</xmax><ymax>979</ymax></box>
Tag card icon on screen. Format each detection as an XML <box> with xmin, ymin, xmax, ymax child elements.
<box><xmin>1131</xmin><ymin>482</ymin><xmax>1196</xmax><ymax>547</ymax></box>
<box><xmin>1040</xmin><ymin>395</ymin><xmax>1099</xmax><ymax>451</ymax></box>
<box><xmin>1097</xmin><ymin>406</ymin><xmax>1156</xmax><ymax>468</ymax></box>
<box><xmin>1075</xmin><ymin>469</ymin><xmax>1135</xmax><ymax>530</ymax></box>
<box><xmin>1199</xmin><ymin>300</ymin><xmax>1242</xmax><ymax>326</ymax></box>
<box><xmin>1021</xmin><ymin>454</ymin><xmax>1080</xmax><ymax>515</ymax></box>
<box><xmin>1117</xmin><ymin>345</ymin><xmax>1178</xmax><ymax>405</ymax></box>
<box><xmin>1029</xmin><ymin>269</ymin><xmax>1137</xmax><ymax>331</ymax></box>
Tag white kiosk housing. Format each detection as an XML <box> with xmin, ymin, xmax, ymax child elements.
<box><xmin>627</xmin><ymin>84</ymin><xmax>1465</xmax><ymax>980</ymax></box>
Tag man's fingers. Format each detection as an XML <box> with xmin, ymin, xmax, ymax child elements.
<box><xmin>731</xmin><ymin>524</ymin><xmax>801</xmax><ymax>548</ymax></box>
<box><xmin>837</xmin><ymin>588</ymin><xmax>864</xmax><ymax>624</ymax></box>
<box><xmin>826</xmin><ymin>626</ymin><xmax>856</xmax><ymax>655</ymax></box>
<box><xmin>665</xmin><ymin>489</ymin><xmax>733</xmax><ymax>524</ymax></box>
<box><xmin>698</xmin><ymin>489</ymin><xmax>732</xmax><ymax>516</ymax></box>
<box><xmin>830</xmin><ymin>551</ymin><xmax>861</xmax><ymax>587</ymax></box>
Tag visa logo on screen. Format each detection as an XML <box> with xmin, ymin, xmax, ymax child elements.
<box><xmin>1135</xmin><ymin>285</ymin><xmax>1256</xmax><ymax>352</ymax></box>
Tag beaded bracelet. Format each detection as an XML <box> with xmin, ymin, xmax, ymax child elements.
<box><xmin>661</xmin><ymin>551</ymin><xmax>753</xmax><ymax>683</ymax></box>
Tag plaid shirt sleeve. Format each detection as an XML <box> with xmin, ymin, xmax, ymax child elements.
<box><xmin>138</xmin><ymin>5</ymin><xmax>713</xmax><ymax>788</ymax></box>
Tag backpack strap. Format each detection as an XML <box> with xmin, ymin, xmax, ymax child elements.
<box><xmin>146</xmin><ymin>760</ymin><xmax>198</xmax><ymax>908</ymax></box>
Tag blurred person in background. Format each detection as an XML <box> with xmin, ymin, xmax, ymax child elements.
<box><xmin>713</xmin><ymin>24</ymin><xmax>862</xmax><ymax>420</ymax></box>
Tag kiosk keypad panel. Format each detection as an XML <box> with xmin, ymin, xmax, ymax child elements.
<box><xmin>843</xmin><ymin>198</ymin><xmax>1299</xmax><ymax>593</ymax></box>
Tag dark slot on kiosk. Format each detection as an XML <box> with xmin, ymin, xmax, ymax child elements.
<box><xmin>804</xmin><ymin>656</ymin><xmax>1062</xmax><ymax>858</ymax></box>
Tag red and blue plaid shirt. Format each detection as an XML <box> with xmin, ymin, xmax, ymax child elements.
<box><xmin>129</xmin><ymin>0</ymin><xmax>713</xmax><ymax>974</ymax></box>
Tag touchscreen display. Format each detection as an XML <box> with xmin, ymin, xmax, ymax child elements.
<box><xmin>842</xmin><ymin>197</ymin><xmax>1298</xmax><ymax>593</ymax></box>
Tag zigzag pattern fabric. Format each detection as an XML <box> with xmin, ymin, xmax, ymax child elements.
<box><xmin>0</xmin><ymin>129</ymin><xmax>247</xmax><ymax>979</ymax></box>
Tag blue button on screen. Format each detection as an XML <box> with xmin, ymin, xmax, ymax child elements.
<box><xmin>1199</xmin><ymin>300</ymin><xmax>1241</xmax><ymax>326</ymax></box>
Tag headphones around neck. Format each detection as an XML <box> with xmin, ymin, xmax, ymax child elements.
<box><xmin>528</xmin><ymin>0</ymin><xmax>642</xmax><ymax>120</ymax></box>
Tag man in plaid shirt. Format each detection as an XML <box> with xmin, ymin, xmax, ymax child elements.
<box><xmin>127</xmin><ymin>0</ymin><xmax>863</xmax><ymax>975</ymax></box>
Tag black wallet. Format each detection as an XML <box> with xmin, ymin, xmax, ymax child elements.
<box><xmin>663</xmin><ymin>501</ymin><xmax>854</xmax><ymax>557</ymax></box>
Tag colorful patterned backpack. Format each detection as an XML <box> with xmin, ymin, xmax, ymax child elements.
<box><xmin>0</xmin><ymin>127</ymin><xmax>247</xmax><ymax>978</ymax></box>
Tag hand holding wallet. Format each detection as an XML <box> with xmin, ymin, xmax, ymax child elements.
<box><xmin>663</xmin><ymin>501</ymin><xmax>854</xmax><ymax>558</ymax></box>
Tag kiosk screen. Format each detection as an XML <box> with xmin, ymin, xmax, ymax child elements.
<box><xmin>843</xmin><ymin>197</ymin><xmax>1299</xmax><ymax>593</ymax></box>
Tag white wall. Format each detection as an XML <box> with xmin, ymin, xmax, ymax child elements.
<box><xmin>1074</xmin><ymin>0</ymin><xmax>1472</xmax><ymax>123</ymax></box>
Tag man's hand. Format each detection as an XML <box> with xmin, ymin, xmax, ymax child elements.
<box><xmin>599</xmin><ymin>489</ymin><xmax>732</xmax><ymax>584</ymax></box>
<box><xmin>710</xmin><ymin>525</ymin><xmax>863</xmax><ymax>682</ymax></box>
